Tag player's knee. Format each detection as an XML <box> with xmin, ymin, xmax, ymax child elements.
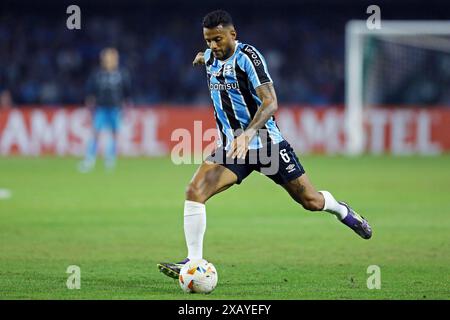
<box><xmin>185</xmin><ymin>183</ymin><xmax>206</xmax><ymax>203</ymax></box>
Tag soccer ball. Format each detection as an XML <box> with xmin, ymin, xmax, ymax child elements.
<box><xmin>178</xmin><ymin>259</ymin><xmax>218</xmax><ymax>294</ymax></box>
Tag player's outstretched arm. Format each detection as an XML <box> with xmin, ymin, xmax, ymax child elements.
<box><xmin>193</xmin><ymin>52</ymin><xmax>205</xmax><ymax>66</ymax></box>
<box><xmin>228</xmin><ymin>82</ymin><xmax>278</xmax><ymax>159</ymax></box>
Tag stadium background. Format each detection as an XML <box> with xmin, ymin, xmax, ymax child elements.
<box><xmin>0</xmin><ymin>0</ymin><xmax>449</xmax><ymax>300</ymax></box>
<box><xmin>1</xmin><ymin>0</ymin><xmax>450</xmax><ymax>156</ymax></box>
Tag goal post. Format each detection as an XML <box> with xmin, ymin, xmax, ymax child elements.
<box><xmin>345</xmin><ymin>20</ymin><xmax>450</xmax><ymax>155</ymax></box>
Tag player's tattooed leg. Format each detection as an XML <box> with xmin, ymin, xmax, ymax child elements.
<box><xmin>282</xmin><ymin>175</ymin><xmax>324</xmax><ymax>211</ymax></box>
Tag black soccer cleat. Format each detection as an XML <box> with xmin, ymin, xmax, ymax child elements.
<box><xmin>157</xmin><ymin>258</ymin><xmax>189</xmax><ymax>279</ymax></box>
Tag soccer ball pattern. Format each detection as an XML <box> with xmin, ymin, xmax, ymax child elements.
<box><xmin>178</xmin><ymin>259</ymin><xmax>218</xmax><ymax>294</ymax></box>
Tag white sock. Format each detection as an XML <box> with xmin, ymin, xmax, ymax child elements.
<box><xmin>319</xmin><ymin>191</ymin><xmax>348</xmax><ymax>220</ymax></box>
<box><xmin>184</xmin><ymin>200</ymin><xmax>206</xmax><ymax>260</ymax></box>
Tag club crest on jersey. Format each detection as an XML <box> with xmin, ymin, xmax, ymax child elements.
<box><xmin>223</xmin><ymin>64</ymin><xmax>234</xmax><ymax>76</ymax></box>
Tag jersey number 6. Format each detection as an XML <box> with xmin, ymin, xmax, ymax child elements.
<box><xmin>280</xmin><ymin>149</ymin><xmax>291</xmax><ymax>163</ymax></box>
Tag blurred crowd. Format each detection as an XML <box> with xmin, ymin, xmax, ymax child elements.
<box><xmin>0</xmin><ymin>4</ymin><xmax>449</xmax><ymax>107</ymax></box>
<box><xmin>0</xmin><ymin>9</ymin><xmax>346</xmax><ymax>107</ymax></box>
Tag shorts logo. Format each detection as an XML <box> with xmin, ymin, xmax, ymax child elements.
<box><xmin>286</xmin><ymin>164</ymin><xmax>296</xmax><ymax>173</ymax></box>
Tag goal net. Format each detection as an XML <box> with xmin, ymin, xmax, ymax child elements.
<box><xmin>345</xmin><ymin>20</ymin><xmax>450</xmax><ymax>155</ymax></box>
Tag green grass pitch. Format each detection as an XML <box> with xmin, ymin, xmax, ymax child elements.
<box><xmin>0</xmin><ymin>155</ymin><xmax>449</xmax><ymax>299</ymax></box>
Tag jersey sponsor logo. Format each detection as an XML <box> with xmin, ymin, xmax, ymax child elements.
<box><xmin>244</xmin><ymin>46</ymin><xmax>262</xmax><ymax>67</ymax></box>
<box><xmin>209</xmin><ymin>82</ymin><xmax>238</xmax><ymax>91</ymax></box>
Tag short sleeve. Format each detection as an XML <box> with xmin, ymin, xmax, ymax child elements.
<box><xmin>239</xmin><ymin>45</ymin><xmax>273</xmax><ymax>89</ymax></box>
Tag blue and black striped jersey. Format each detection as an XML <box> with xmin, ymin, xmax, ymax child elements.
<box><xmin>204</xmin><ymin>41</ymin><xmax>284</xmax><ymax>150</ymax></box>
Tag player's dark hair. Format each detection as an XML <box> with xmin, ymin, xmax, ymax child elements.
<box><xmin>202</xmin><ymin>10</ymin><xmax>234</xmax><ymax>28</ymax></box>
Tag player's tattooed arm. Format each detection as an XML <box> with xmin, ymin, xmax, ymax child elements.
<box><xmin>250</xmin><ymin>82</ymin><xmax>278</xmax><ymax>134</ymax></box>
<box><xmin>228</xmin><ymin>82</ymin><xmax>278</xmax><ymax>159</ymax></box>
<box><xmin>193</xmin><ymin>52</ymin><xmax>205</xmax><ymax>66</ymax></box>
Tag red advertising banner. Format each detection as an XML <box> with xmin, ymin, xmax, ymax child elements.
<box><xmin>0</xmin><ymin>106</ymin><xmax>449</xmax><ymax>156</ymax></box>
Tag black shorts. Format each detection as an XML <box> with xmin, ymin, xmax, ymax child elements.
<box><xmin>206</xmin><ymin>140</ymin><xmax>305</xmax><ymax>185</ymax></box>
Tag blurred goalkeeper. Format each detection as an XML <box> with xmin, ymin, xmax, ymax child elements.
<box><xmin>78</xmin><ymin>47</ymin><xmax>132</xmax><ymax>172</ymax></box>
<box><xmin>158</xmin><ymin>10</ymin><xmax>372</xmax><ymax>279</ymax></box>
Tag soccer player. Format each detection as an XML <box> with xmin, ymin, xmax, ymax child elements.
<box><xmin>158</xmin><ymin>10</ymin><xmax>372</xmax><ymax>279</ymax></box>
<box><xmin>78</xmin><ymin>47</ymin><xmax>132</xmax><ymax>172</ymax></box>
